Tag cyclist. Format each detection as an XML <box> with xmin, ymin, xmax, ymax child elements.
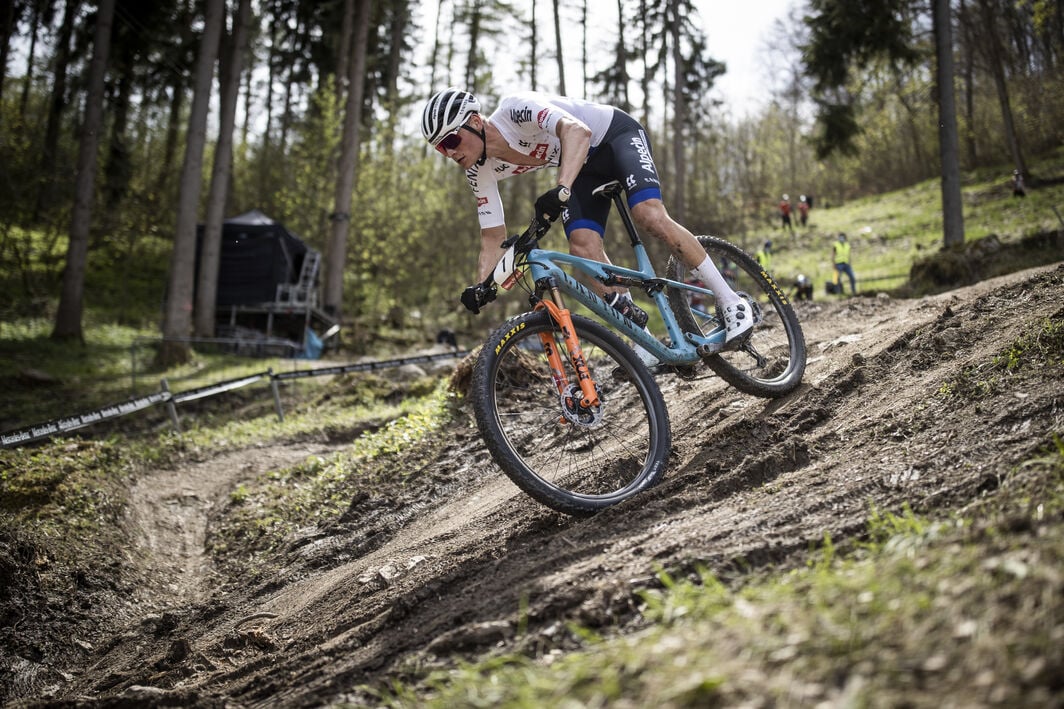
<box><xmin>421</xmin><ymin>87</ymin><xmax>753</xmax><ymax>344</ymax></box>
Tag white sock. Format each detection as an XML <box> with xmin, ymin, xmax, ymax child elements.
<box><xmin>692</xmin><ymin>255</ymin><xmax>739</xmax><ymax>307</ymax></box>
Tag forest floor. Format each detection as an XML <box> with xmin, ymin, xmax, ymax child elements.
<box><xmin>2</xmin><ymin>262</ymin><xmax>1063</xmax><ymax>707</ymax></box>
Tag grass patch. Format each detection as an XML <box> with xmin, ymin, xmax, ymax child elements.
<box><xmin>938</xmin><ymin>317</ymin><xmax>1064</xmax><ymax>401</ymax></box>
<box><xmin>370</xmin><ymin>443</ymin><xmax>1064</xmax><ymax>708</ymax></box>
<box><xmin>764</xmin><ymin>148</ymin><xmax>1064</xmax><ymax>294</ymax></box>
<box><xmin>204</xmin><ymin>381</ymin><xmax>454</xmax><ymax>574</ymax></box>
<box><xmin>0</xmin><ymin>372</ymin><xmax>449</xmax><ymax>583</ymax></box>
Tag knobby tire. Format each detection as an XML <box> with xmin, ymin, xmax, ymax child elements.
<box><xmin>471</xmin><ymin>310</ymin><xmax>671</xmax><ymax>516</ymax></box>
<box><xmin>667</xmin><ymin>235</ymin><xmax>806</xmax><ymax>398</ymax></box>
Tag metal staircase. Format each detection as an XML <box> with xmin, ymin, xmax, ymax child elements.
<box><xmin>276</xmin><ymin>251</ymin><xmax>320</xmax><ymax>306</ymax></box>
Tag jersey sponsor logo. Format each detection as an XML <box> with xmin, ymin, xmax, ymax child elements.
<box><xmin>477</xmin><ymin>196</ymin><xmax>489</xmax><ymax>206</ymax></box>
<box><xmin>510</xmin><ymin>107</ymin><xmax>533</xmax><ymax>124</ymax></box>
<box><xmin>530</xmin><ymin>143</ymin><xmax>549</xmax><ymax>160</ymax></box>
<box><xmin>537</xmin><ymin>108</ymin><xmax>551</xmax><ymax>127</ymax></box>
<box><xmin>630</xmin><ymin>132</ymin><xmax>656</xmax><ymax>174</ymax></box>
<box><xmin>512</xmin><ymin>165</ymin><xmax>536</xmax><ymax>175</ymax></box>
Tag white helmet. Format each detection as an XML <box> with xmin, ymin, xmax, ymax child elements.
<box><xmin>422</xmin><ymin>87</ymin><xmax>481</xmax><ymax>146</ymax></box>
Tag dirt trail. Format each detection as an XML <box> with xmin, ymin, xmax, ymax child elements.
<box><xmin>13</xmin><ymin>263</ymin><xmax>1064</xmax><ymax>707</ymax></box>
<box><xmin>127</xmin><ymin>443</ymin><xmax>350</xmax><ymax>610</ymax></box>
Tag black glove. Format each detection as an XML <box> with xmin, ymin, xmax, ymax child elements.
<box><xmin>461</xmin><ymin>283</ymin><xmax>497</xmax><ymax>314</ymax></box>
<box><xmin>534</xmin><ymin>185</ymin><xmax>571</xmax><ymax>222</ymax></box>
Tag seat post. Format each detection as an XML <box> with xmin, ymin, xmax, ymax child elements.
<box><xmin>612</xmin><ymin>192</ymin><xmax>643</xmax><ymax>248</ymax></box>
<box><xmin>592</xmin><ymin>180</ymin><xmax>644</xmax><ymax>248</ymax></box>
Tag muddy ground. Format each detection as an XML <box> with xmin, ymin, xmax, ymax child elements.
<box><xmin>2</xmin><ymin>263</ymin><xmax>1062</xmax><ymax>707</ymax></box>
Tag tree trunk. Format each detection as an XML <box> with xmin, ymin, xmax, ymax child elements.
<box><xmin>335</xmin><ymin>0</ymin><xmax>354</xmax><ymax>99</ymax></box>
<box><xmin>159</xmin><ymin>0</ymin><xmax>224</xmax><ymax>366</ymax></box>
<box><xmin>383</xmin><ymin>0</ymin><xmax>409</xmax><ymax>156</ymax></box>
<box><xmin>977</xmin><ymin>0</ymin><xmax>1027</xmax><ymax>176</ymax></box>
<box><xmin>639</xmin><ymin>0</ymin><xmax>651</xmax><ymax>129</ymax></box>
<box><xmin>33</xmin><ymin>0</ymin><xmax>78</xmax><ymax>223</ymax></box>
<box><xmin>580</xmin><ymin>1</ymin><xmax>589</xmax><ymax>95</ymax></box>
<box><xmin>529</xmin><ymin>0</ymin><xmax>536</xmax><ymax>90</ymax></box>
<box><xmin>195</xmin><ymin>0</ymin><xmax>251</xmax><ymax>337</ymax></box>
<box><xmin>259</xmin><ymin>23</ymin><xmax>276</xmax><ymax>203</ymax></box>
<box><xmin>0</xmin><ymin>0</ymin><xmax>17</xmax><ymax>115</ymax></box>
<box><xmin>19</xmin><ymin>0</ymin><xmax>41</xmax><ymax>118</ymax></box>
<box><xmin>52</xmin><ymin>0</ymin><xmax>115</xmax><ymax>342</ymax></box>
<box><xmin>465</xmin><ymin>0</ymin><xmax>481</xmax><ymax>90</ymax></box>
<box><xmin>157</xmin><ymin>82</ymin><xmax>184</xmax><ymax>199</ymax></box>
<box><xmin>958</xmin><ymin>0</ymin><xmax>978</xmax><ymax>166</ymax></box>
<box><xmin>669</xmin><ymin>0</ymin><xmax>685</xmax><ymax>222</ymax></box>
<box><xmin>100</xmin><ymin>65</ymin><xmax>133</xmax><ymax>239</ymax></box>
<box><xmin>322</xmin><ymin>0</ymin><xmax>370</xmax><ymax>319</ymax></box>
<box><xmin>552</xmin><ymin>0</ymin><xmax>565</xmax><ymax>95</ymax></box>
<box><xmin>933</xmin><ymin>0</ymin><xmax>965</xmax><ymax>248</ymax></box>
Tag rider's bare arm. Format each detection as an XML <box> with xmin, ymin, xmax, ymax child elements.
<box><xmin>477</xmin><ymin>224</ymin><xmax>508</xmax><ymax>282</ymax></box>
<box><xmin>553</xmin><ymin>116</ymin><xmax>591</xmax><ymax>189</ymax></box>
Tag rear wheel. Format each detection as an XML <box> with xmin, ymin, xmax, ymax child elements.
<box><xmin>667</xmin><ymin>235</ymin><xmax>806</xmax><ymax>398</ymax></box>
<box><xmin>471</xmin><ymin>310</ymin><xmax>671</xmax><ymax>516</ymax></box>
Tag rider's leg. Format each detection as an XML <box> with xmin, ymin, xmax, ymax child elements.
<box><xmin>568</xmin><ymin>227</ymin><xmax>640</xmax><ymax>306</ymax></box>
<box><xmin>629</xmin><ymin>199</ymin><xmax>736</xmax><ymax>300</ymax></box>
<box><xmin>631</xmin><ymin>198</ymin><xmax>752</xmax><ymax>341</ymax></box>
<box><xmin>569</xmin><ymin>226</ymin><xmax>656</xmax><ymax>364</ymax></box>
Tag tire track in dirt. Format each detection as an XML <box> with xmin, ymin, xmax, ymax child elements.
<box><xmin>42</xmin><ymin>263</ymin><xmax>1064</xmax><ymax>707</ymax></box>
<box><xmin>127</xmin><ymin>441</ymin><xmax>354</xmax><ymax>611</ymax></box>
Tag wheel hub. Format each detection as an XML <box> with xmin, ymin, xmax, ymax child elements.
<box><xmin>559</xmin><ymin>383</ymin><xmax>605</xmax><ymax>427</ymax></box>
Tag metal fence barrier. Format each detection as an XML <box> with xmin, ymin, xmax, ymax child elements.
<box><xmin>1</xmin><ymin>349</ymin><xmax>468</xmax><ymax>449</ymax></box>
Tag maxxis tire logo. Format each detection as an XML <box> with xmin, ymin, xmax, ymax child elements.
<box><xmin>762</xmin><ymin>271</ymin><xmax>789</xmax><ymax>305</ymax></box>
<box><xmin>495</xmin><ymin>321</ymin><xmax>527</xmax><ymax>355</ymax></box>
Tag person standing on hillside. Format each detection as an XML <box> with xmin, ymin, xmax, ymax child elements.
<box><xmin>421</xmin><ymin>87</ymin><xmax>754</xmax><ymax>347</ymax></box>
<box><xmin>832</xmin><ymin>233</ymin><xmax>857</xmax><ymax>295</ymax></box>
<box><xmin>797</xmin><ymin>195</ymin><xmax>810</xmax><ymax>227</ymax></box>
<box><xmin>1012</xmin><ymin>170</ymin><xmax>1026</xmax><ymax>197</ymax></box>
<box><xmin>755</xmin><ymin>240</ymin><xmax>773</xmax><ymax>272</ymax></box>
<box><xmin>779</xmin><ymin>195</ymin><xmax>794</xmax><ymax>235</ymax></box>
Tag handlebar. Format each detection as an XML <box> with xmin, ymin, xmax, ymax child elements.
<box><xmin>480</xmin><ymin>214</ymin><xmax>553</xmax><ymax>289</ymax></box>
<box><xmin>501</xmin><ymin>214</ymin><xmax>553</xmax><ymax>250</ymax></box>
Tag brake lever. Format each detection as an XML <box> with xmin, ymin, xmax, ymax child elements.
<box><xmin>501</xmin><ymin>214</ymin><xmax>552</xmax><ymax>250</ymax></box>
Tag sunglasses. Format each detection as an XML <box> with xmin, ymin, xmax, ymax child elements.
<box><xmin>435</xmin><ymin>124</ymin><xmax>479</xmax><ymax>154</ymax></box>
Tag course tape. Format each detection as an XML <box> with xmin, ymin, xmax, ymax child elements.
<box><xmin>1</xmin><ymin>349</ymin><xmax>469</xmax><ymax>449</ymax></box>
<box><xmin>273</xmin><ymin>350</ymin><xmax>470</xmax><ymax>381</ymax></box>
<box><xmin>172</xmin><ymin>373</ymin><xmax>269</xmax><ymax>403</ymax></box>
<box><xmin>1</xmin><ymin>391</ymin><xmax>172</xmax><ymax>448</ymax></box>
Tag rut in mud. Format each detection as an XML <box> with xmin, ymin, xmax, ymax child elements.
<box><xmin>5</xmin><ymin>263</ymin><xmax>1063</xmax><ymax>707</ymax></box>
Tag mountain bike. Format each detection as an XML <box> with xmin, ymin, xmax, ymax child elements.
<box><xmin>468</xmin><ymin>180</ymin><xmax>806</xmax><ymax>516</ymax></box>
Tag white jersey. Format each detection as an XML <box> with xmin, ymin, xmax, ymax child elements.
<box><xmin>467</xmin><ymin>92</ymin><xmax>615</xmax><ymax>229</ymax></box>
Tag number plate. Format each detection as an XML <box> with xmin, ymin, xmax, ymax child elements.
<box><xmin>492</xmin><ymin>245</ymin><xmax>524</xmax><ymax>290</ymax></box>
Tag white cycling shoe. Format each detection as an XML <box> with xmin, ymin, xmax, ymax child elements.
<box><xmin>722</xmin><ymin>301</ymin><xmax>754</xmax><ymax>343</ymax></box>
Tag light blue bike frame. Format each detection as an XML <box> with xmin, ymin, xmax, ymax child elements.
<box><xmin>520</xmin><ymin>247</ymin><xmax>725</xmax><ymax>366</ymax></box>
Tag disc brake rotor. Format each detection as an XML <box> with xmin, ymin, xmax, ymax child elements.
<box><xmin>559</xmin><ymin>383</ymin><xmax>605</xmax><ymax>428</ymax></box>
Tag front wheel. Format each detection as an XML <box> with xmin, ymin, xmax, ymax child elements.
<box><xmin>471</xmin><ymin>310</ymin><xmax>671</xmax><ymax>516</ymax></box>
<box><xmin>667</xmin><ymin>235</ymin><xmax>806</xmax><ymax>398</ymax></box>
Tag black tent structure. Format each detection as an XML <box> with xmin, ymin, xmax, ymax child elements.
<box><xmin>197</xmin><ymin>211</ymin><xmax>338</xmax><ymax>357</ymax></box>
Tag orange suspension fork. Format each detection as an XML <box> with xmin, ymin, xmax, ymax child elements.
<box><xmin>535</xmin><ymin>298</ymin><xmax>600</xmax><ymax>409</ymax></box>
